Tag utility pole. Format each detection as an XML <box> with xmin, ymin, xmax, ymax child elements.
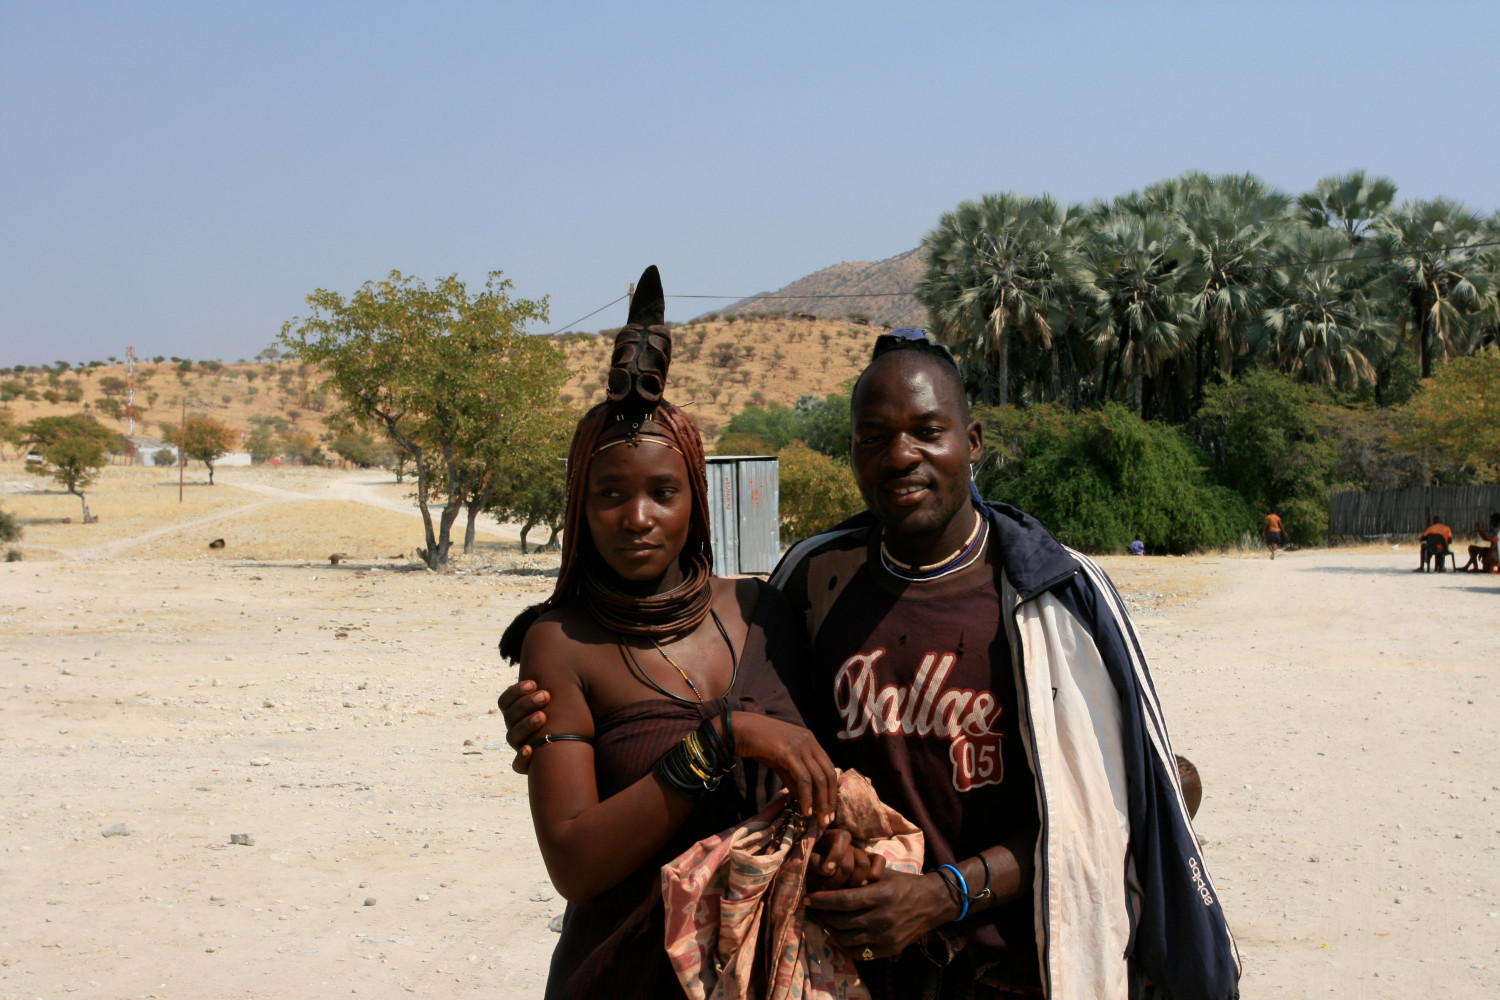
<box><xmin>125</xmin><ymin>346</ymin><xmax>137</xmax><ymax>437</ymax></box>
<box><xmin>179</xmin><ymin>397</ymin><xmax>186</xmax><ymax>503</ymax></box>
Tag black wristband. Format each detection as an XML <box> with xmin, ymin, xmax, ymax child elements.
<box><xmin>720</xmin><ymin>698</ymin><xmax>736</xmax><ymax>756</ymax></box>
<box><xmin>935</xmin><ymin>867</ymin><xmax>965</xmax><ymax>914</ymax></box>
<box><xmin>656</xmin><ymin>740</ymin><xmax>710</xmax><ymax>798</ymax></box>
<box><xmin>974</xmin><ymin>853</ymin><xmax>994</xmax><ymax>901</ymax></box>
<box><xmin>696</xmin><ymin>714</ymin><xmax>735</xmax><ymax>772</ymax></box>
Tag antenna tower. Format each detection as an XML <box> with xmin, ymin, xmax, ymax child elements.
<box><xmin>125</xmin><ymin>346</ymin><xmax>137</xmax><ymax>436</ymax></box>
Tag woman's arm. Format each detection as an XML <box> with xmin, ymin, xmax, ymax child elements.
<box><xmin>521</xmin><ymin>623</ymin><xmax>841</xmax><ymax>904</ymax></box>
<box><xmin>521</xmin><ymin>626</ymin><xmax>696</xmax><ymax>904</ymax></box>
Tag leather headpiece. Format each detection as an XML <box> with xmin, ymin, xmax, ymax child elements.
<box><xmin>606</xmin><ymin>265</ymin><xmax>672</xmax><ymax>405</ymax></box>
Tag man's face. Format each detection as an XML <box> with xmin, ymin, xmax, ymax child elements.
<box><xmin>849</xmin><ymin>355</ymin><xmax>983</xmax><ymax>548</ymax></box>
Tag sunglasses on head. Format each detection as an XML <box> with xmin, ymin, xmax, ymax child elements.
<box><xmin>871</xmin><ymin>327</ymin><xmax>959</xmax><ymax>367</ymax></box>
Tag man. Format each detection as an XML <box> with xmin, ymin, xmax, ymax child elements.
<box><xmin>1460</xmin><ymin>512</ymin><xmax>1499</xmax><ymax>572</ymax></box>
<box><xmin>502</xmin><ymin>331</ymin><xmax>1239</xmax><ymax>999</ymax></box>
<box><xmin>1417</xmin><ymin>515</ymin><xmax>1453</xmax><ymax>572</ymax></box>
<box><xmin>1263</xmin><ymin>511</ymin><xmax>1283</xmax><ymax>560</ymax></box>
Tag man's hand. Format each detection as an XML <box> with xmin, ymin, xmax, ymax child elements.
<box><xmin>807</xmin><ymin>829</ymin><xmax>887</xmax><ymax>892</ymax></box>
<box><xmin>498</xmin><ymin>680</ymin><xmax>551</xmax><ymax>775</ymax></box>
<box><xmin>804</xmin><ymin>870</ymin><xmax>956</xmax><ymax>958</ymax></box>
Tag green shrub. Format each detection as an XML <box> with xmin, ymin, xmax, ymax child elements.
<box><xmin>713</xmin><ymin>432</ymin><xmax>775</xmax><ymax>457</ymax></box>
<box><xmin>0</xmin><ymin>505</ymin><xmax>21</xmax><ymax>544</ymax></box>
<box><xmin>1192</xmin><ymin>370</ymin><xmax>1338</xmax><ymax>545</ymax></box>
<box><xmin>724</xmin><ymin>394</ymin><xmax>851</xmax><ymax>460</ymax></box>
<box><xmin>978</xmin><ymin>404</ymin><xmax>1254</xmax><ymax>553</ymax></box>
<box><xmin>777</xmin><ymin>443</ymin><xmax>865</xmax><ymax>543</ymax></box>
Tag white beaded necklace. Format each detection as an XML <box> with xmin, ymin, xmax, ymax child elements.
<box><xmin>879</xmin><ymin>510</ymin><xmax>988</xmax><ymax>583</ymax></box>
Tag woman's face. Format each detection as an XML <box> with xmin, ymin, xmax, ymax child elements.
<box><xmin>584</xmin><ymin>439</ymin><xmax>694</xmax><ymax>587</ymax></box>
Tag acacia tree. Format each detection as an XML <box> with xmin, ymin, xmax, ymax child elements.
<box><xmin>280</xmin><ymin>270</ymin><xmax>564</xmax><ymax>568</ymax></box>
<box><xmin>22</xmin><ymin>414</ymin><xmax>118</xmax><ymax>523</ymax></box>
<box><xmin>1399</xmin><ymin>349</ymin><xmax>1500</xmax><ymax>483</ymax></box>
<box><xmin>163</xmin><ymin>416</ymin><xmax>236</xmax><ymax>483</ymax></box>
<box><xmin>488</xmin><ymin>406</ymin><xmax>579</xmax><ymax>553</ymax></box>
<box><xmin>434</xmin><ymin>336</ymin><xmax>574</xmax><ymax>556</ymax></box>
<box><xmin>0</xmin><ymin>410</ymin><xmax>21</xmax><ymax>460</ymax></box>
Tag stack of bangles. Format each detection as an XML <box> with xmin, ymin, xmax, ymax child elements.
<box><xmin>935</xmin><ymin>856</ymin><xmax>993</xmax><ymax>922</ymax></box>
<box><xmin>656</xmin><ymin>702</ymin><xmax>736</xmax><ymax>798</ymax></box>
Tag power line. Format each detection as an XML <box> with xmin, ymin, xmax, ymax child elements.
<box><xmin>546</xmin><ymin>236</ymin><xmax>1500</xmax><ymax>333</ymax></box>
<box><xmin>543</xmin><ymin>293</ymin><xmax>628</xmax><ymax>335</ymax></box>
<box><xmin>667</xmin><ymin>292</ymin><xmax>916</xmax><ymax>299</ymax></box>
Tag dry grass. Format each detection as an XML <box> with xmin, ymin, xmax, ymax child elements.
<box><xmin>0</xmin><ymin>460</ymin><xmax>562</xmax><ymax>575</ymax></box>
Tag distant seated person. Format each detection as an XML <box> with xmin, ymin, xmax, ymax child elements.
<box><xmin>1460</xmin><ymin>512</ymin><xmax>1500</xmax><ymax>573</ymax></box>
<box><xmin>1130</xmin><ymin>536</ymin><xmax>1145</xmax><ymax>556</ymax></box>
<box><xmin>1417</xmin><ymin>516</ymin><xmax>1454</xmax><ymax>572</ymax></box>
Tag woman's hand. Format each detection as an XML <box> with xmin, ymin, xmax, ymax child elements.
<box><xmin>730</xmin><ymin>712</ymin><xmax>839</xmax><ymax>826</ymax></box>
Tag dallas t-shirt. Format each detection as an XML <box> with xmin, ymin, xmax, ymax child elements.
<box><xmin>779</xmin><ymin>522</ymin><xmax>1039</xmax><ymax>977</ymax></box>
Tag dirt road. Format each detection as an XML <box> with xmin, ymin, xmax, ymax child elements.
<box><xmin>1</xmin><ymin>468</ymin><xmax>1497</xmax><ymax>998</ymax></box>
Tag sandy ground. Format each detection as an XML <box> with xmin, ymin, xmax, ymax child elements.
<box><xmin>1</xmin><ymin>465</ymin><xmax>1497</xmax><ymax>998</ymax></box>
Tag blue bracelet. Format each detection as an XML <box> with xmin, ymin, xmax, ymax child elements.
<box><xmin>937</xmin><ymin>864</ymin><xmax>971</xmax><ymax>922</ymax></box>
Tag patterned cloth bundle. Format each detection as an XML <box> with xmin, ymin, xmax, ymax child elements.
<box><xmin>662</xmin><ymin>770</ymin><xmax>924</xmax><ymax>1000</ymax></box>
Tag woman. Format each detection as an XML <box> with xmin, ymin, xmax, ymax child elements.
<box><xmin>499</xmin><ymin>267</ymin><xmax>845</xmax><ymax>999</ymax></box>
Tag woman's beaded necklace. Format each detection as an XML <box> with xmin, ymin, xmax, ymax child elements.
<box><xmin>879</xmin><ymin>509</ymin><xmax>988</xmax><ymax>583</ymax></box>
<box><xmin>620</xmin><ymin>609</ymin><xmax>738</xmax><ymax>704</ymax></box>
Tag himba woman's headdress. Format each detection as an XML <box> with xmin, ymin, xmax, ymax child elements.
<box><xmin>499</xmin><ymin>266</ymin><xmax>714</xmax><ymax>662</ymax></box>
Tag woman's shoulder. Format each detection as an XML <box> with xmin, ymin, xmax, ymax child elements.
<box><xmin>520</xmin><ymin>604</ymin><xmax>609</xmax><ymax>682</ymax></box>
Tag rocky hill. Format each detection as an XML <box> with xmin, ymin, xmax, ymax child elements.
<box><xmin>711</xmin><ymin>248</ymin><xmax>927</xmax><ymax>328</ymax></box>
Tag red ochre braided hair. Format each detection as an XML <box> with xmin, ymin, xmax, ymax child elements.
<box><xmin>498</xmin><ymin>267</ymin><xmax>714</xmax><ymax>663</ymax></box>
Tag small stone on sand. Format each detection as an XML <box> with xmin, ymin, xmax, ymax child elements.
<box><xmin>101</xmin><ymin>823</ymin><xmax>131</xmax><ymax>838</ymax></box>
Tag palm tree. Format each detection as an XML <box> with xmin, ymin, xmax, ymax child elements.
<box><xmin>1298</xmin><ymin>170</ymin><xmax>1398</xmax><ymax>247</ymax></box>
<box><xmin>1376</xmin><ymin>199</ymin><xmax>1495</xmax><ymax>378</ymax></box>
<box><xmin>917</xmin><ymin>193</ymin><xmax>1071</xmax><ymax>406</ymax></box>
<box><xmin>1177</xmin><ymin>173</ymin><xmax>1295</xmax><ymax>396</ymax></box>
<box><xmin>1255</xmin><ymin>228</ymin><xmax>1393</xmax><ymax>388</ymax></box>
<box><xmin>1072</xmin><ymin>207</ymin><xmax>1197</xmax><ymax>417</ymax></box>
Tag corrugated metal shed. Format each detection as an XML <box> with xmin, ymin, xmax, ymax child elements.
<box><xmin>705</xmin><ymin>456</ymin><xmax>780</xmax><ymax>575</ymax></box>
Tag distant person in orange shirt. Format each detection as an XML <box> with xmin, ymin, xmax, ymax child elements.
<box><xmin>1460</xmin><ymin>512</ymin><xmax>1499</xmax><ymax>572</ymax></box>
<box><xmin>1417</xmin><ymin>516</ymin><xmax>1454</xmax><ymax>572</ymax></box>
<box><xmin>1264</xmin><ymin>512</ymin><xmax>1284</xmax><ymax>559</ymax></box>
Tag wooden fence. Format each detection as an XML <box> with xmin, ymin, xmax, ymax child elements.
<box><xmin>1328</xmin><ymin>485</ymin><xmax>1500</xmax><ymax>538</ymax></box>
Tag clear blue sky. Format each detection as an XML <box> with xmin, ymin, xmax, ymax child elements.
<box><xmin>3</xmin><ymin>1</ymin><xmax>1497</xmax><ymax>366</ymax></box>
